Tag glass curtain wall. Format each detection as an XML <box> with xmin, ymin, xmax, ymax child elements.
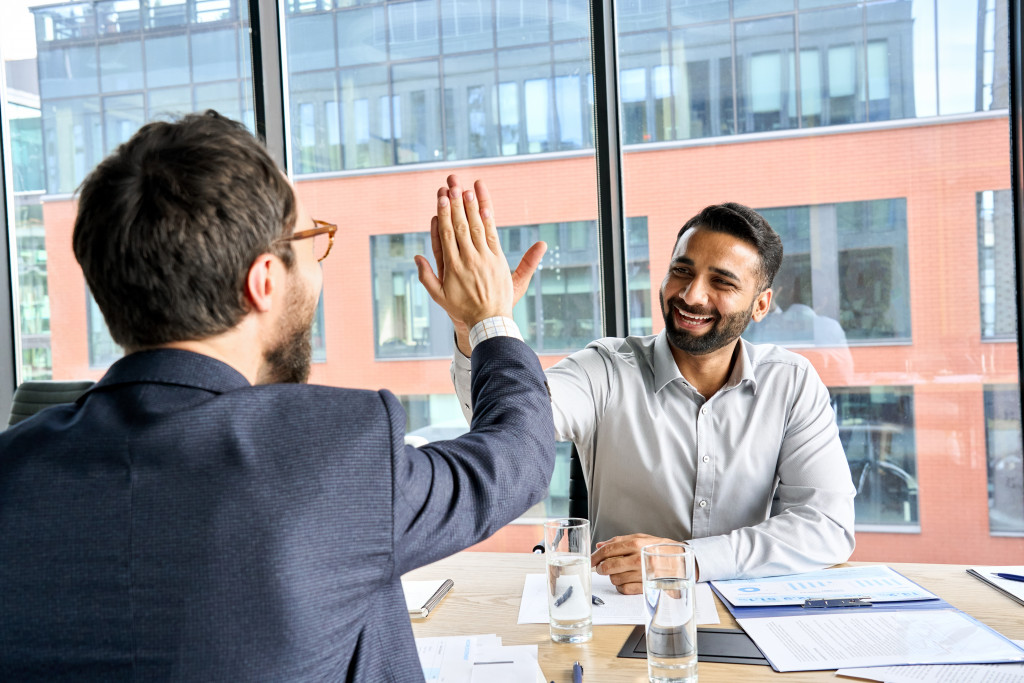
<box><xmin>2</xmin><ymin>0</ymin><xmax>1021</xmax><ymax>560</ymax></box>
<box><xmin>3</xmin><ymin>0</ymin><xmax>258</xmax><ymax>381</ymax></box>
<box><xmin>283</xmin><ymin>0</ymin><xmax>603</xmax><ymax>535</ymax></box>
<box><xmin>620</xmin><ymin>0</ymin><xmax>1019</xmax><ymax>563</ymax></box>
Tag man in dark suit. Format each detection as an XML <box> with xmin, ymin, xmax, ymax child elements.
<box><xmin>0</xmin><ymin>111</ymin><xmax>554</xmax><ymax>681</ymax></box>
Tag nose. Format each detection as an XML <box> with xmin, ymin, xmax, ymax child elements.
<box><xmin>682</xmin><ymin>276</ymin><xmax>709</xmax><ymax>307</ymax></box>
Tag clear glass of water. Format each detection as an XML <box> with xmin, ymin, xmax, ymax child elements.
<box><xmin>543</xmin><ymin>517</ymin><xmax>592</xmax><ymax>643</ymax></box>
<box><xmin>642</xmin><ymin>543</ymin><xmax>697</xmax><ymax>683</ymax></box>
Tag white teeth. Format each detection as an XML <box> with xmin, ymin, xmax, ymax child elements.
<box><xmin>674</xmin><ymin>306</ymin><xmax>713</xmax><ymax>324</ymax></box>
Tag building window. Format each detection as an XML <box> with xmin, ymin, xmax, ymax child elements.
<box><xmin>832</xmin><ymin>386</ymin><xmax>918</xmax><ymax>529</ymax></box>
<box><xmin>985</xmin><ymin>385</ymin><xmax>1024</xmax><ymax>535</ymax></box>
<box><xmin>372</xmin><ymin>221</ymin><xmax>650</xmax><ymax>359</ymax></box>
<box><xmin>978</xmin><ymin>189</ymin><xmax>1016</xmax><ymax>340</ymax></box>
<box><xmin>744</xmin><ymin>198</ymin><xmax>911</xmax><ymax>349</ymax></box>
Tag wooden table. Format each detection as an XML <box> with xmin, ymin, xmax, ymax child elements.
<box><xmin>406</xmin><ymin>552</ymin><xmax>1024</xmax><ymax>682</ymax></box>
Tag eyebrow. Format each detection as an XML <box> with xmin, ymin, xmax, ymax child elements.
<box><xmin>672</xmin><ymin>256</ymin><xmax>742</xmax><ymax>282</ymax></box>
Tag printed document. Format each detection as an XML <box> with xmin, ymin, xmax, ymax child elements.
<box><xmin>416</xmin><ymin>634</ymin><xmax>545</xmax><ymax>683</ymax></box>
<box><xmin>713</xmin><ymin>565</ymin><xmax>937</xmax><ymax>607</ymax></box>
<box><xmin>736</xmin><ymin>609</ymin><xmax>1024</xmax><ymax>672</ymax></box>
<box><xmin>837</xmin><ymin>641</ymin><xmax>1024</xmax><ymax>682</ymax></box>
<box><xmin>517</xmin><ymin>572</ymin><xmax>719</xmax><ymax>625</ymax></box>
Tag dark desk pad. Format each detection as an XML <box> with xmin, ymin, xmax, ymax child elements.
<box><xmin>616</xmin><ymin>626</ymin><xmax>771</xmax><ymax>666</ymax></box>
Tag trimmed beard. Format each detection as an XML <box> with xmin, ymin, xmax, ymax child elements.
<box><xmin>258</xmin><ymin>277</ymin><xmax>315</xmax><ymax>385</ymax></box>
<box><xmin>660</xmin><ymin>290</ymin><xmax>756</xmax><ymax>356</ymax></box>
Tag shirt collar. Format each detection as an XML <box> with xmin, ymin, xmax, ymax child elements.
<box><xmin>653</xmin><ymin>331</ymin><xmax>759</xmax><ymax>395</ymax></box>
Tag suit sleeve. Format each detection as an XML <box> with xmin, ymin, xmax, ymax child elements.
<box><xmin>453</xmin><ymin>343</ymin><xmax>611</xmax><ymax>464</ymax></box>
<box><xmin>390</xmin><ymin>337</ymin><xmax>556</xmax><ymax>576</ymax></box>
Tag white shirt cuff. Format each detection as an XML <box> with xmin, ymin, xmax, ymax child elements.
<box><xmin>468</xmin><ymin>316</ymin><xmax>523</xmax><ymax>350</ymax></box>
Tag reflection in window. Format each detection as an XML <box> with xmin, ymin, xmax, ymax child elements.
<box><xmin>626</xmin><ymin>217</ymin><xmax>652</xmax><ymax>336</ymax></box>
<box><xmin>392</xmin><ymin>61</ymin><xmax>441</xmax><ymax>163</ymax></box>
<box><xmin>831</xmin><ymin>387</ymin><xmax>918</xmax><ymax>529</ymax></box>
<box><xmin>978</xmin><ymin>189</ymin><xmax>1016</xmax><ymax>340</ymax></box>
<box><xmin>985</xmin><ymin>385</ymin><xmax>1024</xmax><ymax>535</ymax></box>
<box><xmin>15</xmin><ymin>201</ymin><xmax>52</xmax><ymax>380</ymax></box>
<box><xmin>744</xmin><ymin>198</ymin><xmax>911</xmax><ymax>347</ymax></box>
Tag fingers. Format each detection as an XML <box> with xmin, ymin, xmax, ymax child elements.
<box><xmin>435</xmin><ymin>188</ymin><xmax>458</xmax><ymax>269</ymax></box>
<box><xmin>614</xmin><ymin>580</ymin><xmax>643</xmax><ymax>596</ymax></box>
<box><xmin>512</xmin><ymin>241</ymin><xmax>547</xmax><ymax>305</ymax></box>
<box><xmin>475</xmin><ymin>179</ymin><xmax>501</xmax><ymax>255</ymax></box>
<box><xmin>430</xmin><ymin>216</ymin><xmax>444</xmax><ymax>282</ymax></box>
<box><xmin>445</xmin><ymin>175</ymin><xmax>475</xmax><ymax>254</ymax></box>
<box><xmin>414</xmin><ymin>255</ymin><xmax>444</xmax><ymax>305</ymax></box>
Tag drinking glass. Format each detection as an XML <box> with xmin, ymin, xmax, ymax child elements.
<box><xmin>543</xmin><ymin>517</ymin><xmax>592</xmax><ymax>643</ymax></box>
<box><xmin>642</xmin><ymin>543</ymin><xmax>697</xmax><ymax>682</ymax></box>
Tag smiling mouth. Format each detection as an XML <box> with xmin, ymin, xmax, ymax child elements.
<box><xmin>673</xmin><ymin>305</ymin><xmax>716</xmax><ymax>329</ymax></box>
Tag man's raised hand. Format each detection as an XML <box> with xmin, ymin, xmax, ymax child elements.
<box><xmin>416</xmin><ymin>174</ymin><xmax>545</xmax><ymax>334</ymax></box>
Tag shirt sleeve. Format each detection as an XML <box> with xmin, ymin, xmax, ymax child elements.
<box><xmin>686</xmin><ymin>365</ymin><xmax>857</xmax><ymax>581</ymax></box>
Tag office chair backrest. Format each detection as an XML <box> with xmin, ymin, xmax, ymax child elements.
<box><xmin>7</xmin><ymin>380</ymin><xmax>95</xmax><ymax>428</ymax></box>
<box><xmin>568</xmin><ymin>444</ymin><xmax>588</xmax><ymax>520</ymax></box>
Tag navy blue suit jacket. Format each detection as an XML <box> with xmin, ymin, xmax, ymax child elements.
<box><xmin>0</xmin><ymin>338</ymin><xmax>555</xmax><ymax>681</ymax></box>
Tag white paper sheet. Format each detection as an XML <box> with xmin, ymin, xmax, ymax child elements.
<box><xmin>516</xmin><ymin>572</ymin><xmax>719</xmax><ymax>625</ymax></box>
<box><xmin>836</xmin><ymin>640</ymin><xmax>1024</xmax><ymax>683</ymax></box>
<box><xmin>416</xmin><ymin>634</ymin><xmax>546</xmax><ymax>683</ymax></box>
<box><xmin>736</xmin><ymin>609</ymin><xmax>1024</xmax><ymax>672</ymax></box>
<box><xmin>713</xmin><ymin>566</ymin><xmax>937</xmax><ymax>607</ymax></box>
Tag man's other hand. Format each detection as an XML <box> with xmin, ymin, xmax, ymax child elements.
<box><xmin>417</xmin><ymin>174</ymin><xmax>545</xmax><ymax>351</ymax></box>
<box><xmin>590</xmin><ymin>533</ymin><xmax>683</xmax><ymax>595</ymax></box>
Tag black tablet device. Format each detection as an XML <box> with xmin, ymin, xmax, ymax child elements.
<box><xmin>616</xmin><ymin>626</ymin><xmax>770</xmax><ymax>666</ymax></box>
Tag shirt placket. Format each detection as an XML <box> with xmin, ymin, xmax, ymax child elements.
<box><xmin>692</xmin><ymin>397</ymin><xmax>714</xmax><ymax>538</ymax></box>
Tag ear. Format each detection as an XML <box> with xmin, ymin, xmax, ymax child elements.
<box><xmin>750</xmin><ymin>288</ymin><xmax>772</xmax><ymax>323</ymax></box>
<box><xmin>244</xmin><ymin>253</ymin><xmax>278</xmax><ymax>313</ymax></box>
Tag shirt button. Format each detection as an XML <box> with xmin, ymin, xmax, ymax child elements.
<box><xmin>701</xmin><ymin>407</ymin><xmax>708</xmax><ymax>415</ymax></box>
<box><xmin>699</xmin><ymin>500</ymin><xmax>708</xmax><ymax>508</ymax></box>
<box><xmin>702</xmin><ymin>455</ymin><xmax>710</xmax><ymax>463</ymax></box>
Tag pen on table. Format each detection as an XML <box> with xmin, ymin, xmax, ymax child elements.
<box><xmin>591</xmin><ymin>595</ymin><xmax>604</xmax><ymax>606</ymax></box>
<box><xmin>994</xmin><ymin>572</ymin><xmax>1024</xmax><ymax>582</ymax></box>
<box><xmin>573</xmin><ymin>660</ymin><xmax>583</xmax><ymax>683</ymax></box>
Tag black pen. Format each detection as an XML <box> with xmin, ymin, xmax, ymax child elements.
<box><xmin>591</xmin><ymin>595</ymin><xmax>604</xmax><ymax>606</ymax></box>
<box><xmin>573</xmin><ymin>660</ymin><xmax>583</xmax><ymax>683</ymax></box>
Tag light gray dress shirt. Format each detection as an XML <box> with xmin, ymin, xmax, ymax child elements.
<box><xmin>452</xmin><ymin>331</ymin><xmax>856</xmax><ymax>581</ymax></box>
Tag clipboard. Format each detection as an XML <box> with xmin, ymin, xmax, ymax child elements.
<box><xmin>708</xmin><ymin>567</ymin><xmax>1024</xmax><ymax>672</ymax></box>
<box><xmin>616</xmin><ymin>626</ymin><xmax>770</xmax><ymax>666</ymax></box>
<box><xmin>710</xmin><ymin>566</ymin><xmax>948</xmax><ymax>620</ymax></box>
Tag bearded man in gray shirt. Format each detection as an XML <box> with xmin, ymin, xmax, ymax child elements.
<box><xmin>449</xmin><ymin>200</ymin><xmax>856</xmax><ymax>590</ymax></box>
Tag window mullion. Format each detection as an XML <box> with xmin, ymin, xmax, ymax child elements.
<box><xmin>590</xmin><ymin>0</ymin><xmax>628</xmax><ymax>338</ymax></box>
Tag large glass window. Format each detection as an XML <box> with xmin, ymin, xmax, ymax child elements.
<box><xmin>3</xmin><ymin>0</ymin><xmax>1020</xmax><ymax>560</ymax></box>
<box><xmin>371</xmin><ymin>220</ymin><xmax>637</xmax><ymax>358</ymax></box>
<box><xmin>620</xmin><ymin>0</ymin><xmax>1019</xmax><ymax>565</ymax></box>
<box><xmin>5</xmin><ymin>0</ymin><xmax>257</xmax><ymax>380</ymax></box>
<box><xmin>744</xmin><ymin>198</ymin><xmax>911</xmax><ymax>348</ymax></box>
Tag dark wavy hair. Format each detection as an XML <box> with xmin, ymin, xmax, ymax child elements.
<box><xmin>72</xmin><ymin>110</ymin><xmax>297</xmax><ymax>351</ymax></box>
<box><xmin>675</xmin><ymin>203</ymin><xmax>783</xmax><ymax>291</ymax></box>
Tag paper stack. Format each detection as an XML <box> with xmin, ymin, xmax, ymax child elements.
<box><xmin>415</xmin><ymin>633</ymin><xmax>546</xmax><ymax>682</ymax></box>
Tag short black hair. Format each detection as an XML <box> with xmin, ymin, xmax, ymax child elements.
<box><xmin>72</xmin><ymin>110</ymin><xmax>297</xmax><ymax>351</ymax></box>
<box><xmin>675</xmin><ymin>203</ymin><xmax>783</xmax><ymax>291</ymax></box>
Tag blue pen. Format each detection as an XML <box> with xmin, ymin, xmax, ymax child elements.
<box><xmin>573</xmin><ymin>660</ymin><xmax>583</xmax><ymax>683</ymax></box>
<box><xmin>995</xmin><ymin>572</ymin><xmax>1024</xmax><ymax>582</ymax></box>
